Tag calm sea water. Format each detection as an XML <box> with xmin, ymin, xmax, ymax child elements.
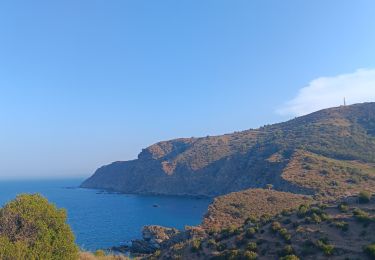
<box><xmin>0</xmin><ymin>179</ymin><xmax>212</xmax><ymax>251</ymax></box>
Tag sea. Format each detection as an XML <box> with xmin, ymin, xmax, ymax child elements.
<box><xmin>0</xmin><ymin>179</ymin><xmax>212</xmax><ymax>251</ymax></box>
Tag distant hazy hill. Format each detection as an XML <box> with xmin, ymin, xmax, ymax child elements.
<box><xmin>81</xmin><ymin>102</ymin><xmax>375</xmax><ymax>198</ymax></box>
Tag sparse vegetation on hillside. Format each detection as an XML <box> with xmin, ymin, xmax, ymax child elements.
<box><xmin>154</xmin><ymin>195</ymin><xmax>375</xmax><ymax>259</ymax></box>
<box><xmin>282</xmin><ymin>150</ymin><xmax>375</xmax><ymax>201</ymax></box>
<box><xmin>203</xmin><ymin>189</ymin><xmax>312</xmax><ymax>229</ymax></box>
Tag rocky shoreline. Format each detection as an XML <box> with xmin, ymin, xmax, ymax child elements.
<box><xmin>111</xmin><ymin>225</ymin><xmax>206</xmax><ymax>255</ymax></box>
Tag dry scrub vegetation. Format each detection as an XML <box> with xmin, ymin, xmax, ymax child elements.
<box><xmin>155</xmin><ymin>194</ymin><xmax>375</xmax><ymax>260</ymax></box>
<box><xmin>79</xmin><ymin>251</ymin><xmax>130</xmax><ymax>260</ymax></box>
<box><xmin>282</xmin><ymin>150</ymin><xmax>375</xmax><ymax>201</ymax></box>
<box><xmin>203</xmin><ymin>189</ymin><xmax>312</xmax><ymax>230</ymax></box>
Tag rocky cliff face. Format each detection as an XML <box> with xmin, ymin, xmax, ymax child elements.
<box><xmin>81</xmin><ymin>102</ymin><xmax>375</xmax><ymax>197</ymax></box>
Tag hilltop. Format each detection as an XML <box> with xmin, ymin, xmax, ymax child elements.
<box><xmin>81</xmin><ymin>102</ymin><xmax>375</xmax><ymax>199</ymax></box>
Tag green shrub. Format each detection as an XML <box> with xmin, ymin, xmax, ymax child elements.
<box><xmin>271</xmin><ymin>221</ymin><xmax>282</xmax><ymax>232</ymax></box>
<box><xmin>359</xmin><ymin>191</ymin><xmax>372</xmax><ymax>203</ymax></box>
<box><xmin>0</xmin><ymin>236</ymin><xmax>28</xmax><ymax>260</ymax></box>
<box><xmin>153</xmin><ymin>250</ymin><xmax>161</xmax><ymax>257</ymax></box>
<box><xmin>353</xmin><ymin>208</ymin><xmax>372</xmax><ymax>223</ymax></box>
<box><xmin>318</xmin><ymin>203</ymin><xmax>327</xmax><ymax>210</ymax></box>
<box><xmin>297</xmin><ymin>205</ymin><xmax>309</xmax><ymax>218</ymax></box>
<box><xmin>247</xmin><ymin>242</ymin><xmax>257</xmax><ymax>252</ymax></box>
<box><xmin>282</xmin><ymin>245</ymin><xmax>294</xmax><ymax>256</ymax></box>
<box><xmin>260</xmin><ymin>214</ymin><xmax>272</xmax><ymax>224</ymax></box>
<box><xmin>310</xmin><ymin>213</ymin><xmax>322</xmax><ymax>224</ymax></box>
<box><xmin>364</xmin><ymin>243</ymin><xmax>375</xmax><ymax>258</ymax></box>
<box><xmin>310</xmin><ymin>207</ymin><xmax>322</xmax><ymax>215</ymax></box>
<box><xmin>279</xmin><ymin>228</ymin><xmax>291</xmax><ymax>242</ymax></box>
<box><xmin>226</xmin><ymin>249</ymin><xmax>240</xmax><ymax>259</ymax></box>
<box><xmin>320</xmin><ymin>213</ymin><xmax>331</xmax><ymax>222</ymax></box>
<box><xmin>245</xmin><ymin>227</ymin><xmax>257</xmax><ymax>238</ymax></box>
<box><xmin>0</xmin><ymin>194</ymin><xmax>78</xmax><ymax>260</ymax></box>
<box><xmin>271</xmin><ymin>222</ymin><xmax>291</xmax><ymax>241</ymax></box>
<box><xmin>334</xmin><ymin>221</ymin><xmax>349</xmax><ymax>231</ymax></box>
<box><xmin>244</xmin><ymin>216</ymin><xmax>258</xmax><ymax>225</ymax></box>
<box><xmin>243</xmin><ymin>250</ymin><xmax>258</xmax><ymax>260</ymax></box>
<box><xmin>338</xmin><ymin>203</ymin><xmax>349</xmax><ymax>212</ymax></box>
<box><xmin>221</xmin><ymin>225</ymin><xmax>240</xmax><ymax>238</ymax></box>
<box><xmin>353</xmin><ymin>208</ymin><xmax>368</xmax><ymax>216</ymax></box>
<box><xmin>317</xmin><ymin>239</ymin><xmax>334</xmax><ymax>256</ymax></box>
<box><xmin>191</xmin><ymin>239</ymin><xmax>202</xmax><ymax>252</ymax></box>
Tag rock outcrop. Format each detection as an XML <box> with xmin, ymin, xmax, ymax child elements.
<box><xmin>130</xmin><ymin>226</ymin><xmax>180</xmax><ymax>254</ymax></box>
<box><xmin>127</xmin><ymin>225</ymin><xmax>206</xmax><ymax>254</ymax></box>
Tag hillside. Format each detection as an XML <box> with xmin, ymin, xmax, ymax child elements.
<box><xmin>81</xmin><ymin>102</ymin><xmax>375</xmax><ymax>198</ymax></box>
<box><xmin>202</xmin><ymin>189</ymin><xmax>312</xmax><ymax>230</ymax></box>
<box><xmin>151</xmin><ymin>193</ymin><xmax>375</xmax><ymax>260</ymax></box>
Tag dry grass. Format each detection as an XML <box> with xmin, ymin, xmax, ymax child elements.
<box><xmin>79</xmin><ymin>252</ymin><xmax>130</xmax><ymax>260</ymax></box>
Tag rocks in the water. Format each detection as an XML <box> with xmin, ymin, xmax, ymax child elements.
<box><xmin>112</xmin><ymin>225</ymin><xmax>207</xmax><ymax>255</ymax></box>
<box><xmin>130</xmin><ymin>239</ymin><xmax>158</xmax><ymax>254</ymax></box>
<box><xmin>110</xmin><ymin>245</ymin><xmax>129</xmax><ymax>253</ymax></box>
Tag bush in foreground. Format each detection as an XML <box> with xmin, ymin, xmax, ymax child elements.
<box><xmin>0</xmin><ymin>194</ymin><xmax>78</xmax><ymax>260</ymax></box>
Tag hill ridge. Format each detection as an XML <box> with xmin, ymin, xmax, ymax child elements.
<box><xmin>81</xmin><ymin>102</ymin><xmax>375</xmax><ymax>198</ymax></box>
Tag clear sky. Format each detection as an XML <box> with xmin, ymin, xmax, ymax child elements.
<box><xmin>1</xmin><ymin>0</ymin><xmax>375</xmax><ymax>179</ymax></box>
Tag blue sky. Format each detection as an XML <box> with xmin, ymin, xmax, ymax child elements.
<box><xmin>1</xmin><ymin>0</ymin><xmax>375</xmax><ymax>179</ymax></box>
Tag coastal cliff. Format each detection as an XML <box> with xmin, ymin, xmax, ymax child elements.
<box><xmin>81</xmin><ymin>102</ymin><xmax>375</xmax><ymax>198</ymax></box>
